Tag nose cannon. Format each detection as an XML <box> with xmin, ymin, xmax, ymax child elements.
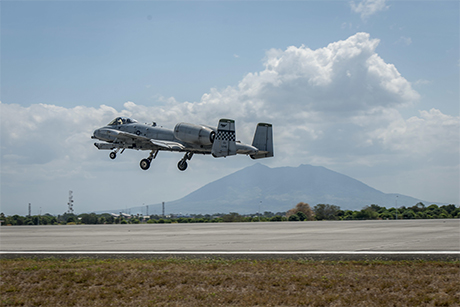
<box><xmin>92</xmin><ymin>128</ymin><xmax>116</xmax><ymax>142</ymax></box>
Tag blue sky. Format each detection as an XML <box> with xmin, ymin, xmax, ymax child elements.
<box><xmin>1</xmin><ymin>0</ymin><xmax>459</xmax><ymax>215</ymax></box>
<box><xmin>3</xmin><ymin>1</ymin><xmax>458</xmax><ymax>113</ymax></box>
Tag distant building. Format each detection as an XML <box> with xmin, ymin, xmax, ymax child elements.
<box><xmin>110</xmin><ymin>213</ymin><xmax>132</xmax><ymax>219</ymax></box>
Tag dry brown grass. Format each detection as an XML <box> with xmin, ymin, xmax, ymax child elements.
<box><xmin>1</xmin><ymin>258</ymin><xmax>459</xmax><ymax>306</ymax></box>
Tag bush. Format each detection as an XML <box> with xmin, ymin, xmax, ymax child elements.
<box><xmin>222</xmin><ymin>213</ymin><xmax>243</xmax><ymax>223</ymax></box>
<box><xmin>296</xmin><ymin>212</ymin><xmax>307</xmax><ymax>221</ymax></box>
<box><xmin>270</xmin><ymin>216</ymin><xmax>283</xmax><ymax>222</ymax></box>
<box><xmin>402</xmin><ymin>210</ymin><xmax>415</xmax><ymax>219</ymax></box>
<box><xmin>286</xmin><ymin>202</ymin><xmax>315</xmax><ymax>221</ymax></box>
<box><xmin>314</xmin><ymin>204</ymin><xmax>341</xmax><ymax>220</ymax></box>
<box><xmin>355</xmin><ymin>206</ymin><xmax>379</xmax><ymax>220</ymax></box>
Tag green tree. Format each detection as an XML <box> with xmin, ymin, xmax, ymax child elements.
<box><xmin>42</xmin><ymin>214</ymin><xmax>57</xmax><ymax>225</ymax></box>
<box><xmin>79</xmin><ymin>213</ymin><xmax>98</xmax><ymax>224</ymax></box>
<box><xmin>12</xmin><ymin>215</ymin><xmax>24</xmax><ymax>225</ymax></box>
<box><xmin>270</xmin><ymin>216</ymin><xmax>283</xmax><ymax>222</ymax></box>
<box><xmin>99</xmin><ymin>213</ymin><xmax>114</xmax><ymax>224</ymax></box>
<box><xmin>296</xmin><ymin>212</ymin><xmax>307</xmax><ymax>221</ymax></box>
<box><xmin>286</xmin><ymin>202</ymin><xmax>315</xmax><ymax>221</ymax></box>
<box><xmin>441</xmin><ymin>204</ymin><xmax>456</xmax><ymax>216</ymax></box>
<box><xmin>369</xmin><ymin>204</ymin><xmax>386</xmax><ymax>214</ymax></box>
<box><xmin>263</xmin><ymin>211</ymin><xmax>275</xmax><ymax>218</ymax></box>
<box><xmin>378</xmin><ymin>210</ymin><xmax>393</xmax><ymax>220</ymax></box>
<box><xmin>66</xmin><ymin>215</ymin><xmax>77</xmax><ymax>224</ymax></box>
<box><xmin>402</xmin><ymin>209</ymin><xmax>415</xmax><ymax>219</ymax></box>
<box><xmin>314</xmin><ymin>204</ymin><xmax>341</xmax><ymax>220</ymax></box>
<box><xmin>222</xmin><ymin>212</ymin><xmax>243</xmax><ymax>223</ymax></box>
<box><xmin>355</xmin><ymin>206</ymin><xmax>379</xmax><ymax>220</ymax></box>
<box><xmin>409</xmin><ymin>202</ymin><xmax>425</xmax><ymax>213</ymax></box>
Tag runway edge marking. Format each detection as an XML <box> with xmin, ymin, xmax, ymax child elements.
<box><xmin>1</xmin><ymin>251</ymin><xmax>459</xmax><ymax>255</ymax></box>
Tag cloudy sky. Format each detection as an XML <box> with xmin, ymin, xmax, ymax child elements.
<box><xmin>1</xmin><ymin>0</ymin><xmax>459</xmax><ymax>215</ymax></box>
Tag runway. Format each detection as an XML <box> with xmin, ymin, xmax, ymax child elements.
<box><xmin>1</xmin><ymin>219</ymin><xmax>459</xmax><ymax>260</ymax></box>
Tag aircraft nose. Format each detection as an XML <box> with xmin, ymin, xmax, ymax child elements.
<box><xmin>92</xmin><ymin>128</ymin><xmax>116</xmax><ymax>141</ymax></box>
<box><xmin>92</xmin><ymin>128</ymin><xmax>102</xmax><ymax>139</ymax></box>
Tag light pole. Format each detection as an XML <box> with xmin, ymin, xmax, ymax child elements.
<box><xmin>259</xmin><ymin>201</ymin><xmax>262</xmax><ymax>222</ymax></box>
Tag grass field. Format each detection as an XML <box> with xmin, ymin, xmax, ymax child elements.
<box><xmin>1</xmin><ymin>258</ymin><xmax>459</xmax><ymax>306</ymax></box>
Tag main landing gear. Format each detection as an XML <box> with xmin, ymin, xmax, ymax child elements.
<box><xmin>177</xmin><ymin>152</ymin><xmax>193</xmax><ymax>171</ymax></box>
<box><xmin>140</xmin><ymin>150</ymin><xmax>158</xmax><ymax>170</ymax></box>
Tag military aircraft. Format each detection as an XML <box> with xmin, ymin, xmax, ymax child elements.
<box><xmin>92</xmin><ymin>117</ymin><xmax>273</xmax><ymax>171</ymax></box>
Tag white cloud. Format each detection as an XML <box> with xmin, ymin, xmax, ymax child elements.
<box><xmin>0</xmin><ymin>32</ymin><xmax>434</xmax><ymax>170</ymax></box>
<box><xmin>350</xmin><ymin>0</ymin><xmax>389</xmax><ymax>20</ymax></box>
<box><xmin>256</xmin><ymin>33</ymin><xmax>418</xmax><ymax>115</ymax></box>
<box><xmin>1</xmin><ymin>32</ymin><xmax>459</xmax><ymax>214</ymax></box>
<box><xmin>396</xmin><ymin>36</ymin><xmax>412</xmax><ymax>46</ymax></box>
<box><xmin>371</xmin><ymin>108</ymin><xmax>460</xmax><ymax>156</ymax></box>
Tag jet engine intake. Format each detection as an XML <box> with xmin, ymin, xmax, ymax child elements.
<box><xmin>174</xmin><ymin>123</ymin><xmax>215</xmax><ymax>146</ymax></box>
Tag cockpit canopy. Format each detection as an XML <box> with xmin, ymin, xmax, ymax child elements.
<box><xmin>108</xmin><ymin>117</ymin><xmax>138</xmax><ymax>126</ymax></box>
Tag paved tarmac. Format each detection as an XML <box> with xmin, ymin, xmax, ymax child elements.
<box><xmin>1</xmin><ymin>220</ymin><xmax>459</xmax><ymax>260</ymax></box>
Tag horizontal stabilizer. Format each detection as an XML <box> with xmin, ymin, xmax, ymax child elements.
<box><xmin>251</xmin><ymin>123</ymin><xmax>274</xmax><ymax>159</ymax></box>
<box><xmin>211</xmin><ymin>119</ymin><xmax>237</xmax><ymax>157</ymax></box>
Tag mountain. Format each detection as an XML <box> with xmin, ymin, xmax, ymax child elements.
<box><xmin>161</xmin><ymin>163</ymin><xmax>423</xmax><ymax>214</ymax></box>
<box><xmin>99</xmin><ymin>163</ymin><xmax>428</xmax><ymax>215</ymax></box>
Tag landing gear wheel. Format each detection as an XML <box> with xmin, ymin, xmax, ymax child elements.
<box><xmin>109</xmin><ymin>152</ymin><xmax>117</xmax><ymax>160</ymax></box>
<box><xmin>140</xmin><ymin>158</ymin><xmax>151</xmax><ymax>170</ymax></box>
<box><xmin>177</xmin><ymin>160</ymin><xmax>188</xmax><ymax>171</ymax></box>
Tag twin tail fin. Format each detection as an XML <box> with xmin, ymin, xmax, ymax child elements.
<box><xmin>211</xmin><ymin>119</ymin><xmax>274</xmax><ymax>159</ymax></box>
<box><xmin>250</xmin><ymin>123</ymin><xmax>274</xmax><ymax>159</ymax></box>
<box><xmin>211</xmin><ymin>119</ymin><xmax>237</xmax><ymax>157</ymax></box>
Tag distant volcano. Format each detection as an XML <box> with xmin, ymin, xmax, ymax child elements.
<box><xmin>159</xmin><ymin>163</ymin><xmax>423</xmax><ymax>214</ymax></box>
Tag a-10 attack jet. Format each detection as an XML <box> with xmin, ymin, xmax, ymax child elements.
<box><xmin>92</xmin><ymin>117</ymin><xmax>273</xmax><ymax>171</ymax></box>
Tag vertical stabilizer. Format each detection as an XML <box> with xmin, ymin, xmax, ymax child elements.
<box><xmin>251</xmin><ymin>123</ymin><xmax>274</xmax><ymax>159</ymax></box>
<box><xmin>212</xmin><ymin>119</ymin><xmax>237</xmax><ymax>157</ymax></box>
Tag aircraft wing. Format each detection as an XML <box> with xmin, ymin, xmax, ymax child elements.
<box><xmin>97</xmin><ymin>129</ymin><xmax>185</xmax><ymax>151</ymax></box>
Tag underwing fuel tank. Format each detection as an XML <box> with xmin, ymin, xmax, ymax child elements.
<box><xmin>174</xmin><ymin>123</ymin><xmax>215</xmax><ymax>146</ymax></box>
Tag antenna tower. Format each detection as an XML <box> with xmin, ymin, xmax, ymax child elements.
<box><xmin>67</xmin><ymin>191</ymin><xmax>74</xmax><ymax>214</ymax></box>
<box><xmin>28</xmin><ymin>203</ymin><xmax>31</xmax><ymax>217</ymax></box>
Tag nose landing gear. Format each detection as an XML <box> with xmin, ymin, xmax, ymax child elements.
<box><xmin>109</xmin><ymin>148</ymin><xmax>125</xmax><ymax>160</ymax></box>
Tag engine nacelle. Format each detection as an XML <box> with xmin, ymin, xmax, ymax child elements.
<box><xmin>174</xmin><ymin>123</ymin><xmax>215</xmax><ymax>146</ymax></box>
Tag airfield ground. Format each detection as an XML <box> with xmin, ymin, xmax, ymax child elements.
<box><xmin>1</xmin><ymin>219</ymin><xmax>459</xmax><ymax>255</ymax></box>
<box><xmin>1</xmin><ymin>220</ymin><xmax>459</xmax><ymax>306</ymax></box>
<box><xmin>1</xmin><ymin>258</ymin><xmax>459</xmax><ymax>306</ymax></box>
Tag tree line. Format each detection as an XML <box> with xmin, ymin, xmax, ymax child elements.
<box><xmin>0</xmin><ymin>202</ymin><xmax>458</xmax><ymax>226</ymax></box>
<box><xmin>285</xmin><ymin>202</ymin><xmax>459</xmax><ymax>221</ymax></box>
